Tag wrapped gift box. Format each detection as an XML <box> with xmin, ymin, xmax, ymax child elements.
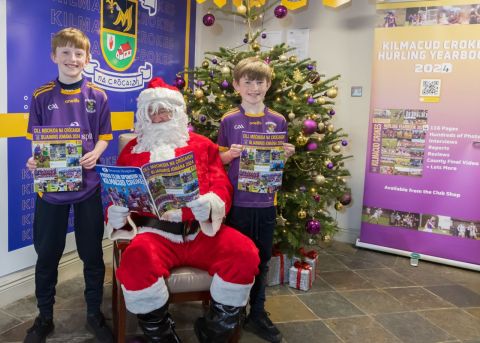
<box><xmin>292</xmin><ymin>248</ymin><xmax>318</xmax><ymax>281</ymax></box>
<box><xmin>267</xmin><ymin>252</ymin><xmax>292</xmax><ymax>286</ymax></box>
<box><xmin>288</xmin><ymin>261</ymin><xmax>313</xmax><ymax>291</ymax></box>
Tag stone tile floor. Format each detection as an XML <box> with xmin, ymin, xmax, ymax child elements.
<box><xmin>0</xmin><ymin>241</ymin><xmax>479</xmax><ymax>342</ymax></box>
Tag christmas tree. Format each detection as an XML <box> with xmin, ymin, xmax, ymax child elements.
<box><xmin>176</xmin><ymin>1</ymin><xmax>352</xmax><ymax>253</ymax></box>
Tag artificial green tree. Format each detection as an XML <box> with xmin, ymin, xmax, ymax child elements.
<box><xmin>176</xmin><ymin>2</ymin><xmax>352</xmax><ymax>253</ymax></box>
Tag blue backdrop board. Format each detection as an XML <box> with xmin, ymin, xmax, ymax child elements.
<box><xmin>3</xmin><ymin>0</ymin><xmax>195</xmax><ymax>275</ymax></box>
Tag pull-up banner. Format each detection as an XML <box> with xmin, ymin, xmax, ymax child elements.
<box><xmin>359</xmin><ymin>0</ymin><xmax>480</xmax><ymax>267</ymax></box>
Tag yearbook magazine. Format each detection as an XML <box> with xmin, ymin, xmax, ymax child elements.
<box><xmin>239</xmin><ymin>131</ymin><xmax>287</xmax><ymax>193</ymax></box>
<box><xmin>32</xmin><ymin>126</ymin><xmax>83</xmax><ymax>192</ymax></box>
<box><xmin>96</xmin><ymin>152</ymin><xmax>199</xmax><ymax>217</ymax></box>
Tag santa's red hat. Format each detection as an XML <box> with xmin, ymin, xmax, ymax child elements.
<box><xmin>137</xmin><ymin>77</ymin><xmax>185</xmax><ymax>110</ymax></box>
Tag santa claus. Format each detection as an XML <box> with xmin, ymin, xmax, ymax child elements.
<box><xmin>107</xmin><ymin>77</ymin><xmax>259</xmax><ymax>342</ymax></box>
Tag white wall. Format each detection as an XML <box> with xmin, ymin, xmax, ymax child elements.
<box><xmin>195</xmin><ymin>1</ymin><xmax>376</xmax><ymax>242</ymax></box>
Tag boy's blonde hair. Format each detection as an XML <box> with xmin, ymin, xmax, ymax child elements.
<box><xmin>233</xmin><ymin>56</ymin><xmax>273</xmax><ymax>83</ymax></box>
<box><xmin>51</xmin><ymin>27</ymin><xmax>90</xmax><ymax>56</ymax></box>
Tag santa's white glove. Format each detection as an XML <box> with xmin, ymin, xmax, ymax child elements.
<box><xmin>108</xmin><ymin>205</ymin><xmax>130</xmax><ymax>229</ymax></box>
<box><xmin>160</xmin><ymin>209</ymin><xmax>182</xmax><ymax>222</ymax></box>
<box><xmin>186</xmin><ymin>195</ymin><xmax>212</xmax><ymax>222</ymax></box>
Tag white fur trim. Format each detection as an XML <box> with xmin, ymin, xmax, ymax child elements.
<box><xmin>105</xmin><ymin>216</ymin><xmax>138</xmax><ymax>241</ymax></box>
<box><xmin>198</xmin><ymin>192</ymin><xmax>225</xmax><ymax>237</ymax></box>
<box><xmin>121</xmin><ymin>277</ymin><xmax>169</xmax><ymax>314</ymax></box>
<box><xmin>160</xmin><ymin>209</ymin><xmax>183</xmax><ymax>222</ymax></box>
<box><xmin>138</xmin><ymin>227</ymin><xmax>199</xmax><ymax>243</ymax></box>
<box><xmin>137</xmin><ymin>87</ymin><xmax>185</xmax><ymax>110</ymax></box>
<box><xmin>210</xmin><ymin>274</ymin><xmax>253</xmax><ymax>307</ymax></box>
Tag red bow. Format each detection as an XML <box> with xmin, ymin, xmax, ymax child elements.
<box><xmin>299</xmin><ymin>247</ymin><xmax>318</xmax><ymax>259</ymax></box>
<box><xmin>293</xmin><ymin>261</ymin><xmax>312</xmax><ymax>290</ymax></box>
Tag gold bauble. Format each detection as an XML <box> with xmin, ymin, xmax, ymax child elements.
<box><xmin>251</xmin><ymin>42</ymin><xmax>260</xmax><ymax>51</ymax></box>
<box><xmin>275</xmin><ymin>97</ymin><xmax>281</xmax><ymax>102</ymax></box>
<box><xmin>327</xmin><ymin>124</ymin><xmax>335</xmax><ymax>132</ymax></box>
<box><xmin>202</xmin><ymin>61</ymin><xmax>209</xmax><ymax>69</ymax></box>
<box><xmin>221</xmin><ymin>66</ymin><xmax>230</xmax><ymax>75</ymax></box>
<box><xmin>297</xmin><ymin>209</ymin><xmax>307</xmax><ymax>219</ymax></box>
<box><xmin>314</xmin><ymin>174</ymin><xmax>326</xmax><ymax>185</ymax></box>
<box><xmin>296</xmin><ymin>134</ymin><xmax>308</xmax><ymax>146</ymax></box>
<box><xmin>326</xmin><ymin>87</ymin><xmax>338</xmax><ymax>98</ymax></box>
<box><xmin>288</xmin><ymin>90</ymin><xmax>295</xmax><ymax>98</ymax></box>
<box><xmin>279</xmin><ymin>54</ymin><xmax>287</xmax><ymax>62</ymax></box>
<box><xmin>317</xmin><ymin>122</ymin><xmax>326</xmax><ymax>133</ymax></box>
<box><xmin>237</xmin><ymin>4</ymin><xmax>247</xmax><ymax>14</ymax></box>
<box><xmin>323</xmin><ymin>234</ymin><xmax>331</xmax><ymax>242</ymax></box>
<box><xmin>317</xmin><ymin>96</ymin><xmax>326</xmax><ymax>105</ymax></box>
<box><xmin>194</xmin><ymin>89</ymin><xmax>204</xmax><ymax>99</ymax></box>
<box><xmin>288</xmin><ymin>112</ymin><xmax>295</xmax><ymax>120</ymax></box>
<box><xmin>289</xmin><ymin>55</ymin><xmax>297</xmax><ymax>63</ymax></box>
<box><xmin>310</xmin><ymin>187</ymin><xmax>317</xmax><ymax>193</ymax></box>
<box><xmin>334</xmin><ymin>202</ymin><xmax>344</xmax><ymax>211</ymax></box>
<box><xmin>332</xmin><ymin>144</ymin><xmax>341</xmax><ymax>153</ymax></box>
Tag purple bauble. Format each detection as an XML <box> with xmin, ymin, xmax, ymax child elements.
<box><xmin>212</xmin><ymin>58</ymin><xmax>218</xmax><ymax>65</ymax></box>
<box><xmin>299</xmin><ymin>186</ymin><xmax>307</xmax><ymax>193</ymax></box>
<box><xmin>303</xmin><ymin>119</ymin><xmax>317</xmax><ymax>134</ymax></box>
<box><xmin>243</xmin><ymin>38</ymin><xmax>248</xmax><ymax>43</ymax></box>
<box><xmin>221</xmin><ymin>80</ymin><xmax>229</xmax><ymax>88</ymax></box>
<box><xmin>306</xmin><ymin>219</ymin><xmax>321</xmax><ymax>235</ymax></box>
<box><xmin>329</xmin><ymin>109</ymin><xmax>336</xmax><ymax>116</ymax></box>
<box><xmin>327</xmin><ymin>162</ymin><xmax>334</xmax><ymax>169</ymax></box>
<box><xmin>196</xmin><ymin>80</ymin><xmax>205</xmax><ymax>87</ymax></box>
<box><xmin>274</xmin><ymin>5</ymin><xmax>288</xmax><ymax>19</ymax></box>
<box><xmin>175</xmin><ymin>77</ymin><xmax>185</xmax><ymax>89</ymax></box>
<box><xmin>307</xmin><ymin>96</ymin><xmax>315</xmax><ymax>105</ymax></box>
<box><xmin>203</xmin><ymin>13</ymin><xmax>215</xmax><ymax>27</ymax></box>
<box><xmin>187</xmin><ymin>124</ymin><xmax>195</xmax><ymax>133</ymax></box>
<box><xmin>341</xmin><ymin>139</ymin><xmax>348</xmax><ymax>146</ymax></box>
<box><xmin>199</xmin><ymin>115</ymin><xmax>207</xmax><ymax>123</ymax></box>
<box><xmin>313</xmin><ymin>194</ymin><xmax>321</xmax><ymax>202</ymax></box>
<box><xmin>261</xmin><ymin>33</ymin><xmax>267</xmax><ymax>39</ymax></box>
<box><xmin>307</xmin><ymin>64</ymin><xmax>314</xmax><ymax>71</ymax></box>
<box><xmin>209</xmin><ymin>71</ymin><xmax>214</xmax><ymax>78</ymax></box>
<box><xmin>306</xmin><ymin>141</ymin><xmax>318</xmax><ymax>151</ymax></box>
<box><xmin>339</xmin><ymin>193</ymin><xmax>352</xmax><ymax>206</ymax></box>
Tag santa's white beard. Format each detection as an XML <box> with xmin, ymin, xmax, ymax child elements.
<box><xmin>132</xmin><ymin>119</ymin><xmax>189</xmax><ymax>162</ymax></box>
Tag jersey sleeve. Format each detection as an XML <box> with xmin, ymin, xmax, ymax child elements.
<box><xmin>217</xmin><ymin>118</ymin><xmax>229</xmax><ymax>152</ymax></box>
<box><xmin>26</xmin><ymin>95</ymin><xmax>43</xmax><ymax>140</ymax></box>
<box><xmin>98</xmin><ymin>96</ymin><xmax>113</xmax><ymax>141</ymax></box>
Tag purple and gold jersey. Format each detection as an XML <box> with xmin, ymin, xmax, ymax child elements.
<box><xmin>27</xmin><ymin>79</ymin><xmax>112</xmax><ymax>204</ymax></box>
<box><xmin>217</xmin><ymin>106</ymin><xmax>287</xmax><ymax>208</ymax></box>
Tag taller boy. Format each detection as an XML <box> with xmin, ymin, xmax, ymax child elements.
<box><xmin>25</xmin><ymin>28</ymin><xmax>113</xmax><ymax>343</ymax></box>
<box><xmin>218</xmin><ymin>57</ymin><xmax>295</xmax><ymax>343</ymax></box>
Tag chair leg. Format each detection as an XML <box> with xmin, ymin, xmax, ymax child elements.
<box><xmin>116</xmin><ymin>286</ymin><xmax>127</xmax><ymax>343</ymax></box>
<box><xmin>228</xmin><ymin>325</ymin><xmax>241</xmax><ymax>343</ymax></box>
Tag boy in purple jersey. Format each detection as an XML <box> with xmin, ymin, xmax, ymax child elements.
<box><xmin>217</xmin><ymin>57</ymin><xmax>295</xmax><ymax>343</ymax></box>
<box><xmin>24</xmin><ymin>28</ymin><xmax>113</xmax><ymax>343</ymax></box>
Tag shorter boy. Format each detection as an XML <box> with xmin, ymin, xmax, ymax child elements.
<box><xmin>217</xmin><ymin>56</ymin><xmax>295</xmax><ymax>343</ymax></box>
<box><xmin>24</xmin><ymin>27</ymin><xmax>113</xmax><ymax>343</ymax></box>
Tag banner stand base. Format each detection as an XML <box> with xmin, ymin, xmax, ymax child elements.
<box><xmin>355</xmin><ymin>239</ymin><xmax>480</xmax><ymax>272</ymax></box>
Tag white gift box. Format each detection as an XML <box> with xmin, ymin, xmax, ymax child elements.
<box><xmin>288</xmin><ymin>264</ymin><xmax>313</xmax><ymax>291</ymax></box>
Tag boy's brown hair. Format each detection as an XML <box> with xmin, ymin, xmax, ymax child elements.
<box><xmin>51</xmin><ymin>27</ymin><xmax>90</xmax><ymax>57</ymax></box>
<box><xmin>233</xmin><ymin>56</ymin><xmax>273</xmax><ymax>83</ymax></box>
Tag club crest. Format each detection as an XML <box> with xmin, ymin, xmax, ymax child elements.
<box><xmin>101</xmin><ymin>0</ymin><xmax>138</xmax><ymax>71</ymax></box>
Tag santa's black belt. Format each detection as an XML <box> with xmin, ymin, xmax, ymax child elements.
<box><xmin>131</xmin><ymin>215</ymin><xmax>199</xmax><ymax>236</ymax></box>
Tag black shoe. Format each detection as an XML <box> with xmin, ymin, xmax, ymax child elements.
<box><xmin>244</xmin><ymin>311</ymin><xmax>282</xmax><ymax>343</ymax></box>
<box><xmin>24</xmin><ymin>316</ymin><xmax>54</xmax><ymax>343</ymax></box>
<box><xmin>86</xmin><ymin>312</ymin><xmax>114</xmax><ymax>343</ymax></box>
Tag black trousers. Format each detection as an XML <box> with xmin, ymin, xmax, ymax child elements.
<box><xmin>33</xmin><ymin>190</ymin><xmax>105</xmax><ymax>318</ymax></box>
<box><xmin>226</xmin><ymin>205</ymin><xmax>276</xmax><ymax>316</ymax></box>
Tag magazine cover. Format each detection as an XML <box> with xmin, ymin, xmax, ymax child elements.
<box><xmin>96</xmin><ymin>151</ymin><xmax>199</xmax><ymax>218</ymax></box>
<box><xmin>32</xmin><ymin>126</ymin><xmax>83</xmax><ymax>192</ymax></box>
<box><xmin>239</xmin><ymin>131</ymin><xmax>286</xmax><ymax>193</ymax></box>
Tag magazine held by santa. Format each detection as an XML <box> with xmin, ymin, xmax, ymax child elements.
<box><xmin>96</xmin><ymin>151</ymin><xmax>199</xmax><ymax>218</ymax></box>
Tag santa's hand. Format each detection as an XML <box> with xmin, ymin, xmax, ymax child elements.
<box><xmin>108</xmin><ymin>205</ymin><xmax>130</xmax><ymax>229</ymax></box>
<box><xmin>228</xmin><ymin>144</ymin><xmax>243</xmax><ymax>159</ymax></box>
<box><xmin>283</xmin><ymin>143</ymin><xmax>295</xmax><ymax>159</ymax></box>
<box><xmin>160</xmin><ymin>209</ymin><xmax>182</xmax><ymax>222</ymax></box>
<box><xmin>186</xmin><ymin>196</ymin><xmax>211</xmax><ymax>222</ymax></box>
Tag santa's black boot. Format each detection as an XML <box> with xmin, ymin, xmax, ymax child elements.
<box><xmin>136</xmin><ymin>303</ymin><xmax>181</xmax><ymax>343</ymax></box>
<box><xmin>194</xmin><ymin>300</ymin><xmax>243</xmax><ymax>343</ymax></box>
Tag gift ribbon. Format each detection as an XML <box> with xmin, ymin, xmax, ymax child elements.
<box><xmin>273</xmin><ymin>250</ymin><xmax>285</xmax><ymax>283</ymax></box>
<box><xmin>294</xmin><ymin>261</ymin><xmax>312</xmax><ymax>290</ymax></box>
<box><xmin>299</xmin><ymin>247</ymin><xmax>318</xmax><ymax>259</ymax></box>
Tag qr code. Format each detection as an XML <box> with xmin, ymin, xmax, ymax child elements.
<box><xmin>420</xmin><ymin>79</ymin><xmax>441</xmax><ymax>97</ymax></box>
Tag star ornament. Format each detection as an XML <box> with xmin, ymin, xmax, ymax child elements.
<box><xmin>206</xmin><ymin>92</ymin><xmax>217</xmax><ymax>103</ymax></box>
<box><xmin>293</xmin><ymin>68</ymin><xmax>303</xmax><ymax>82</ymax></box>
<box><xmin>276</xmin><ymin>214</ymin><xmax>287</xmax><ymax>226</ymax></box>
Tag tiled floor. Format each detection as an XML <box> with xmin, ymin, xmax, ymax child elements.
<box><xmin>0</xmin><ymin>241</ymin><xmax>479</xmax><ymax>342</ymax></box>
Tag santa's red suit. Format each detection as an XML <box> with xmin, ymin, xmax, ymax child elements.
<box><xmin>110</xmin><ymin>132</ymin><xmax>260</xmax><ymax>314</ymax></box>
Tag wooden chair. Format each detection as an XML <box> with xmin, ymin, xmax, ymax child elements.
<box><xmin>111</xmin><ymin>134</ymin><xmax>241</xmax><ymax>343</ymax></box>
